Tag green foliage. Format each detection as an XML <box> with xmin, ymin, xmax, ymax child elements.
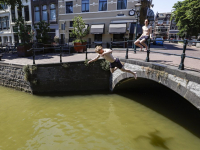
<box><xmin>84</xmin><ymin>59</ymin><xmax>89</xmax><ymax>66</ymax></box>
<box><xmin>34</xmin><ymin>21</ymin><xmax>50</xmax><ymax>44</ymax></box>
<box><xmin>100</xmin><ymin>60</ymin><xmax>110</xmax><ymax>71</ymax></box>
<box><xmin>172</xmin><ymin>0</ymin><xmax>200</xmax><ymax>37</ymax></box>
<box><xmin>23</xmin><ymin>65</ymin><xmax>30</xmax><ymax>81</ymax></box>
<box><xmin>62</xmin><ymin>63</ymin><xmax>70</xmax><ymax>68</ymax></box>
<box><xmin>15</xmin><ymin>17</ymin><xmax>31</xmax><ymax>45</ymax></box>
<box><xmin>0</xmin><ymin>0</ymin><xmax>25</xmax><ymax>10</ymax></box>
<box><xmin>70</xmin><ymin>16</ymin><xmax>89</xmax><ymax>43</ymax></box>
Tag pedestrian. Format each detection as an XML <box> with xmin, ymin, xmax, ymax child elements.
<box><xmin>134</xmin><ymin>19</ymin><xmax>152</xmax><ymax>51</ymax></box>
<box><xmin>88</xmin><ymin>46</ymin><xmax>137</xmax><ymax>79</ymax></box>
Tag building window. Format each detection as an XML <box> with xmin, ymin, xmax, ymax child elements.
<box><xmin>117</xmin><ymin>0</ymin><xmax>127</xmax><ymax>10</ymax></box>
<box><xmin>66</xmin><ymin>2</ymin><xmax>73</xmax><ymax>13</ymax></box>
<box><xmin>18</xmin><ymin>7</ymin><xmax>22</xmax><ymax>18</ymax></box>
<box><xmin>24</xmin><ymin>6</ymin><xmax>30</xmax><ymax>21</ymax></box>
<box><xmin>50</xmin><ymin>4</ymin><xmax>56</xmax><ymax>21</ymax></box>
<box><xmin>158</xmin><ymin>20</ymin><xmax>163</xmax><ymax>25</ymax></box>
<box><xmin>6</xmin><ymin>16</ymin><xmax>9</xmax><ymax>29</ymax></box>
<box><xmin>0</xmin><ymin>18</ymin><xmax>2</xmax><ymax>31</ymax></box>
<box><xmin>82</xmin><ymin>0</ymin><xmax>89</xmax><ymax>12</ymax></box>
<box><xmin>0</xmin><ymin>4</ymin><xmax>7</xmax><ymax>9</ymax></box>
<box><xmin>42</xmin><ymin>5</ymin><xmax>47</xmax><ymax>21</ymax></box>
<box><xmin>99</xmin><ymin>0</ymin><xmax>107</xmax><ymax>11</ymax></box>
<box><xmin>94</xmin><ymin>34</ymin><xmax>102</xmax><ymax>41</ymax></box>
<box><xmin>35</xmin><ymin>6</ymin><xmax>40</xmax><ymax>22</ymax></box>
<box><xmin>70</xmin><ymin>21</ymin><xmax>74</xmax><ymax>27</ymax></box>
<box><xmin>2</xmin><ymin>17</ymin><xmax>6</xmax><ymax>29</ymax></box>
<box><xmin>11</xmin><ymin>6</ymin><xmax>16</xmax><ymax>22</ymax></box>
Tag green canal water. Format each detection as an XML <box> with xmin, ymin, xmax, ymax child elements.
<box><xmin>0</xmin><ymin>83</ymin><xmax>200</xmax><ymax>150</ymax></box>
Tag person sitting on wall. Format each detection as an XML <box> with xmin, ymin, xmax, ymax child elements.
<box><xmin>134</xmin><ymin>19</ymin><xmax>152</xmax><ymax>51</ymax></box>
<box><xmin>87</xmin><ymin>46</ymin><xmax>137</xmax><ymax>79</ymax></box>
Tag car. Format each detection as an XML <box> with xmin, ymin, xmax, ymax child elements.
<box><xmin>153</xmin><ymin>38</ymin><xmax>163</xmax><ymax>46</ymax></box>
<box><xmin>192</xmin><ymin>42</ymin><xmax>196</xmax><ymax>46</ymax></box>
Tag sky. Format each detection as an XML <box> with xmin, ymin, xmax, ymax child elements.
<box><xmin>151</xmin><ymin>0</ymin><xmax>184</xmax><ymax>14</ymax></box>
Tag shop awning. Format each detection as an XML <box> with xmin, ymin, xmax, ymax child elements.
<box><xmin>109</xmin><ymin>23</ymin><xmax>126</xmax><ymax>34</ymax></box>
<box><xmin>90</xmin><ymin>24</ymin><xmax>104</xmax><ymax>34</ymax></box>
<box><xmin>129</xmin><ymin>23</ymin><xmax>142</xmax><ymax>34</ymax></box>
<box><xmin>169</xmin><ymin>30</ymin><xmax>179</xmax><ymax>34</ymax></box>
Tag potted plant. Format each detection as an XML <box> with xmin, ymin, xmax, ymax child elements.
<box><xmin>70</xmin><ymin>16</ymin><xmax>89</xmax><ymax>52</ymax></box>
<box><xmin>34</xmin><ymin>21</ymin><xmax>51</xmax><ymax>52</ymax></box>
<box><xmin>15</xmin><ymin>17</ymin><xmax>32</xmax><ymax>57</ymax></box>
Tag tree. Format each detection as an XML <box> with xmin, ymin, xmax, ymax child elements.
<box><xmin>171</xmin><ymin>0</ymin><xmax>200</xmax><ymax>38</ymax></box>
<box><xmin>0</xmin><ymin>0</ymin><xmax>25</xmax><ymax>10</ymax></box>
<box><xmin>15</xmin><ymin>17</ymin><xmax>31</xmax><ymax>45</ymax></box>
<box><xmin>34</xmin><ymin>21</ymin><xmax>50</xmax><ymax>44</ymax></box>
<box><xmin>70</xmin><ymin>16</ymin><xmax>89</xmax><ymax>43</ymax></box>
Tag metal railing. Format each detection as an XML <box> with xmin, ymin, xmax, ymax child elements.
<box><xmin>1</xmin><ymin>40</ymin><xmax>199</xmax><ymax>71</ymax></box>
<box><xmin>110</xmin><ymin>39</ymin><xmax>200</xmax><ymax>70</ymax></box>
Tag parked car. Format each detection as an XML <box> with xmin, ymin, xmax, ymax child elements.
<box><xmin>192</xmin><ymin>42</ymin><xmax>196</xmax><ymax>46</ymax></box>
<box><xmin>153</xmin><ymin>38</ymin><xmax>163</xmax><ymax>46</ymax></box>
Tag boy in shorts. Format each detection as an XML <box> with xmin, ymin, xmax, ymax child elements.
<box><xmin>88</xmin><ymin>46</ymin><xmax>137</xmax><ymax>79</ymax></box>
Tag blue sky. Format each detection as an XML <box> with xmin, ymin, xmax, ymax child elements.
<box><xmin>151</xmin><ymin>0</ymin><xmax>184</xmax><ymax>14</ymax></box>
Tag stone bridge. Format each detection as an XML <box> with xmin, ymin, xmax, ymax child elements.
<box><xmin>111</xmin><ymin>59</ymin><xmax>200</xmax><ymax>110</ymax></box>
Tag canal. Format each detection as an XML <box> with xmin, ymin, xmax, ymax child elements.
<box><xmin>0</xmin><ymin>79</ymin><xmax>200</xmax><ymax>150</ymax></box>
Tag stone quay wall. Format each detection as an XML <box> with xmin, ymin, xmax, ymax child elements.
<box><xmin>29</xmin><ymin>60</ymin><xmax>110</xmax><ymax>94</ymax></box>
<box><xmin>0</xmin><ymin>63</ymin><xmax>32</xmax><ymax>93</ymax></box>
<box><xmin>0</xmin><ymin>60</ymin><xmax>111</xmax><ymax>94</ymax></box>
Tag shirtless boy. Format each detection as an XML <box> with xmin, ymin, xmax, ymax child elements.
<box><xmin>88</xmin><ymin>46</ymin><xmax>137</xmax><ymax>79</ymax></box>
<box><xmin>134</xmin><ymin>19</ymin><xmax>152</xmax><ymax>51</ymax></box>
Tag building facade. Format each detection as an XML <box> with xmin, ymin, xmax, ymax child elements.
<box><xmin>58</xmin><ymin>0</ymin><xmax>153</xmax><ymax>47</ymax></box>
<box><xmin>0</xmin><ymin>0</ymin><xmax>32</xmax><ymax>45</ymax></box>
<box><xmin>169</xmin><ymin>18</ymin><xmax>179</xmax><ymax>40</ymax></box>
<box><xmin>31</xmin><ymin>0</ymin><xmax>59</xmax><ymax>42</ymax></box>
<box><xmin>153</xmin><ymin>12</ymin><xmax>171</xmax><ymax>39</ymax></box>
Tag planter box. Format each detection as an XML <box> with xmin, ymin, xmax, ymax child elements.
<box><xmin>17</xmin><ymin>45</ymin><xmax>32</xmax><ymax>57</ymax></box>
<box><xmin>74</xmin><ymin>42</ymin><xmax>86</xmax><ymax>53</ymax></box>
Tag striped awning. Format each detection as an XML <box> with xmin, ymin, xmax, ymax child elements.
<box><xmin>109</xmin><ymin>24</ymin><xmax>126</xmax><ymax>34</ymax></box>
<box><xmin>169</xmin><ymin>30</ymin><xmax>179</xmax><ymax>34</ymax></box>
<box><xmin>90</xmin><ymin>24</ymin><xmax>104</xmax><ymax>34</ymax></box>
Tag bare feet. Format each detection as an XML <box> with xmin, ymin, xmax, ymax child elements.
<box><xmin>133</xmin><ymin>72</ymin><xmax>137</xmax><ymax>79</ymax></box>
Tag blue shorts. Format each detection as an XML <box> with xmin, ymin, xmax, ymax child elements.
<box><xmin>110</xmin><ymin>58</ymin><xmax>123</xmax><ymax>69</ymax></box>
<box><xmin>139</xmin><ymin>36</ymin><xmax>149</xmax><ymax>41</ymax></box>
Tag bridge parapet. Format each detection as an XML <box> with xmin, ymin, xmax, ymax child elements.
<box><xmin>111</xmin><ymin>59</ymin><xmax>200</xmax><ymax>110</ymax></box>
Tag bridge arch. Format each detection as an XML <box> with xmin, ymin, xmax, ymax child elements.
<box><xmin>111</xmin><ymin>59</ymin><xmax>200</xmax><ymax>110</ymax></box>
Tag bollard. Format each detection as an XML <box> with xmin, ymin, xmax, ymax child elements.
<box><xmin>178</xmin><ymin>39</ymin><xmax>188</xmax><ymax>70</ymax></box>
<box><xmin>125</xmin><ymin>40</ymin><xmax>129</xmax><ymax>59</ymax></box>
<box><xmin>145</xmin><ymin>38</ymin><xmax>151</xmax><ymax>62</ymax></box>
<box><xmin>85</xmin><ymin>44</ymin><xmax>88</xmax><ymax>60</ymax></box>
<box><xmin>110</xmin><ymin>42</ymin><xmax>112</xmax><ymax>50</ymax></box>
<box><xmin>60</xmin><ymin>46</ymin><xmax>62</xmax><ymax>63</ymax></box>
<box><xmin>33</xmin><ymin>48</ymin><xmax>35</xmax><ymax>65</ymax></box>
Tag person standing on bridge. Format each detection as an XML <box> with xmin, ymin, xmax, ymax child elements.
<box><xmin>88</xmin><ymin>46</ymin><xmax>137</xmax><ymax>79</ymax></box>
<box><xmin>134</xmin><ymin>19</ymin><xmax>152</xmax><ymax>51</ymax></box>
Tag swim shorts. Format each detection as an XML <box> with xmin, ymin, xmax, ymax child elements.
<box><xmin>139</xmin><ymin>36</ymin><xmax>149</xmax><ymax>41</ymax></box>
<box><xmin>110</xmin><ymin>58</ymin><xmax>123</xmax><ymax>69</ymax></box>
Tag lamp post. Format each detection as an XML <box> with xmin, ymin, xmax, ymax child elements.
<box><xmin>134</xmin><ymin>2</ymin><xmax>141</xmax><ymax>53</ymax></box>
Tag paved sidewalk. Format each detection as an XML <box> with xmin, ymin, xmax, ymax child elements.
<box><xmin>0</xmin><ymin>46</ymin><xmax>200</xmax><ymax>72</ymax></box>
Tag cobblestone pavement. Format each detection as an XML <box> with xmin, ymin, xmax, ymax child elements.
<box><xmin>0</xmin><ymin>42</ymin><xmax>200</xmax><ymax>72</ymax></box>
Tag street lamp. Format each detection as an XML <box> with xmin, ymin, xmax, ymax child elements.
<box><xmin>134</xmin><ymin>2</ymin><xmax>141</xmax><ymax>53</ymax></box>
